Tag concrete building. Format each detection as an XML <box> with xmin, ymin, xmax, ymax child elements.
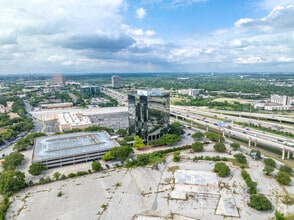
<box><xmin>51</xmin><ymin>74</ymin><xmax>66</xmax><ymax>85</ymax></box>
<box><xmin>32</xmin><ymin>131</ymin><xmax>119</xmax><ymax>169</ymax></box>
<box><xmin>111</xmin><ymin>75</ymin><xmax>121</xmax><ymax>89</ymax></box>
<box><xmin>58</xmin><ymin>112</ymin><xmax>92</xmax><ymax>131</ymax></box>
<box><xmin>178</xmin><ymin>89</ymin><xmax>201</xmax><ymax>97</ymax></box>
<box><xmin>128</xmin><ymin>89</ymin><xmax>170</xmax><ymax>142</ymax></box>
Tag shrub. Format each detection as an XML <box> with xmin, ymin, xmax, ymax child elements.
<box><xmin>279</xmin><ymin>165</ymin><xmax>293</xmax><ymax>175</ymax></box>
<box><xmin>241</xmin><ymin>170</ymin><xmax>257</xmax><ymax>194</ymax></box>
<box><xmin>234</xmin><ymin>153</ymin><xmax>247</xmax><ymax>164</ymax></box>
<box><xmin>173</xmin><ymin>151</ymin><xmax>180</xmax><ymax>162</ymax></box>
<box><xmin>191</xmin><ymin>142</ymin><xmax>204</xmax><ymax>152</ymax></box>
<box><xmin>68</xmin><ymin>173</ymin><xmax>77</xmax><ymax>178</ymax></box>
<box><xmin>275</xmin><ymin>171</ymin><xmax>291</xmax><ymax>185</ymax></box>
<box><xmin>248</xmin><ymin>193</ymin><xmax>272</xmax><ymax>211</ymax></box>
<box><xmin>28</xmin><ymin>162</ymin><xmax>46</xmax><ymax>176</ymax></box>
<box><xmin>275</xmin><ymin>211</ymin><xmax>285</xmax><ymax>220</ymax></box>
<box><xmin>91</xmin><ymin>161</ymin><xmax>102</xmax><ymax>172</ymax></box>
<box><xmin>192</xmin><ymin>132</ymin><xmax>204</xmax><ymax>140</ymax></box>
<box><xmin>214</xmin><ymin>162</ymin><xmax>230</xmax><ymax>177</ymax></box>
<box><xmin>133</xmin><ymin>136</ymin><xmax>145</xmax><ymax>149</ymax></box>
<box><xmin>213</xmin><ymin>143</ymin><xmax>226</xmax><ymax>152</ymax></box>
<box><xmin>53</xmin><ymin>172</ymin><xmax>61</xmax><ymax>180</ymax></box>
<box><xmin>264</xmin><ymin>158</ymin><xmax>276</xmax><ymax>168</ymax></box>
<box><xmin>230</xmin><ymin>142</ymin><xmax>240</xmax><ymax>151</ymax></box>
<box><xmin>263</xmin><ymin>165</ymin><xmax>274</xmax><ymax>175</ymax></box>
<box><xmin>101</xmin><ymin>151</ymin><xmax>114</xmax><ymax>161</ymax></box>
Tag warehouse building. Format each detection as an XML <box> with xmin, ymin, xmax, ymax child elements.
<box><xmin>32</xmin><ymin>131</ymin><xmax>119</xmax><ymax>169</ymax></box>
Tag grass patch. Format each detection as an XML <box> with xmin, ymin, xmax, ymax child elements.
<box><xmin>227</xmin><ymin>158</ymin><xmax>249</xmax><ymax>168</ymax></box>
<box><xmin>168</xmin><ymin>166</ymin><xmax>179</xmax><ymax>173</ymax></box>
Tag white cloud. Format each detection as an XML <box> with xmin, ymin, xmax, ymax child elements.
<box><xmin>257</xmin><ymin>0</ymin><xmax>294</xmax><ymax>10</ymax></box>
<box><xmin>235</xmin><ymin>5</ymin><xmax>294</xmax><ymax>31</ymax></box>
<box><xmin>136</xmin><ymin>7</ymin><xmax>146</xmax><ymax>19</ymax></box>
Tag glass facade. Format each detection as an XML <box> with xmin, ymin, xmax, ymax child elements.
<box><xmin>128</xmin><ymin>90</ymin><xmax>170</xmax><ymax>142</ymax></box>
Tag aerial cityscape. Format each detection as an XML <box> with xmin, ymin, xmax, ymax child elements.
<box><xmin>0</xmin><ymin>1</ymin><xmax>294</xmax><ymax>220</ymax></box>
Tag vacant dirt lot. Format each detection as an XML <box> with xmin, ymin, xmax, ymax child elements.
<box><xmin>6</xmin><ymin>149</ymin><xmax>294</xmax><ymax>220</ymax></box>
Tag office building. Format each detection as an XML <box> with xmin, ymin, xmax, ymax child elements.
<box><xmin>51</xmin><ymin>74</ymin><xmax>66</xmax><ymax>85</ymax></box>
<box><xmin>270</xmin><ymin>94</ymin><xmax>292</xmax><ymax>106</ymax></box>
<box><xmin>111</xmin><ymin>75</ymin><xmax>121</xmax><ymax>89</ymax></box>
<box><xmin>80</xmin><ymin>85</ymin><xmax>100</xmax><ymax>97</ymax></box>
<box><xmin>128</xmin><ymin>89</ymin><xmax>170</xmax><ymax>142</ymax></box>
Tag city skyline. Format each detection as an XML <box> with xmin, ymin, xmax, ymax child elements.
<box><xmin>1</xmin><ymin>0</ymin><xmax>294</xmax><ymax>74</ymax></box>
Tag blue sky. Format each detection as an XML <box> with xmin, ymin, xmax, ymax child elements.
<box><xmin>0</xmin><ymin>0</ymin><xmax>294</xmax><ymax>74</ymax></box>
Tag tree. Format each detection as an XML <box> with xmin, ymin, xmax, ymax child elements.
<box><xmin>279</xmin><ymin>165</ymin><xmax>293</xmax><ymax>175</ymax></box>
<box><xmin>53</xmin><ymin>172</ymin><xmax>61</xmax><ymax>180</ymax></box>
<box><xmin>230</xmin><ymin>142</ymin><xmax>240</xmax><ymax>151</ymax></box>
<box><xmin>92</xmin><ymin>161</ymin><xmax>102</xmax><ymax>171</ymax></box>
<box><xmin>250</xmin><ymin>150</ymin><xmax>261</xmax><ymax>159</ymax></box>
<box><xmin>133</xmin><ymin>136</ymin><xmax>145</xmax><ymax>149</ymax></box>
<box><xmin>192</xmin><ymin>132</ymin><xmax>204</xmax><ymax>140</ymax></box>
<box><xmin>2</xmin><ymin>152</ymin><xmax>24</xmax><ymax>171</ymax></box>
<box><xmin>110</xmin><ymin>146</ymin><xmax>133</xmax><ymax>160</ymax></box>
<box><xmin>29</xmin><ymin>162</ymin><xmax>46</xmax><ymax>176</ymax></box>
<box><xmin>101</xmin><ymin>151</ymin><xmax>114</xmax><ymax>161</ymax></box>
<box><xmin>264</xmin><ymin>158</ymin><xmax>276</xmax><ymax>168</ymax></box>
<box><xmin>275</xmin><ymin>211</ymin><xmax>285</xmax><ymax>220</ymax></box>
<box><xmin>115</xmin><ymin>128</ymin><xmax>127</xmax><ymax>137</ymax></box>
<box><xmin>248</xmin><ymin>194</ymin><xmax>272</xmax><ymax>211</ymax></box>
<box><xmin>263</xmin><ymin>165</ymin><xmax>274</xmax><ymax>175</ymax></box>
<box><xmin>234</xmin><ymin>153</ymin><xmax>247</xmax><ymax>164</ymax></box>
<box><xmin>0</xmin><ymin>171</ymin><xmax>26</xmax><ymax>195</ymax></box>
<box><xmin>214</xmin><ymin>162</ymin><xmax>230</xmax><ymax>177</ymax></box>
<box><xmin>191</xmin><ymin>142</ymin><xmax>204</xmax><ymax>152</ymax></box>
<box><xmin>168</xmin><ymin>122</ymin><xmax>185</xmax><ymax>136</ymax></box>
<box><xmin>275</xmin><ymin>171</ymin><xmax>291</xmax><ymax>185</ymax></box>
<box><xmin>213</xmin><ymin>142</ymin><xmax>226</xmax><ymax>152</ymax></box>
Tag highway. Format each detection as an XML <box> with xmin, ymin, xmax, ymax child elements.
<box><xmin>171</xmin><ymin>105</ymin><xmax>294</xmax><ymax>135</ymax></box>
<box><xmin>170</xmin><ymin>106</ymin><xmax>294</xmax><ymax>160</ymax></box>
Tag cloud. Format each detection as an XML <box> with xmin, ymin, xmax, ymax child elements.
<box><xmin>235</xmin><ymin>5</ymin><xmax>294</xmax><ymax>31</ymax></box>
<box><xmin>136</xmin><ymin>7</ymin><xmax>146</xmax><ymax>19</ymax></box>
<box><xmin>171</xmin><ymin>0</ymin><xmax>208</xmax><ymax>7</ymax></box>
<box><xmin>257</xmin><ymin>0</ymin><xmax>294</xmax><ymax>10</ymax></box>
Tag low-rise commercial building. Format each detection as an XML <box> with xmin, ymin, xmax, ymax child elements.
<box><xmin>58</xmin><ymin>112</ymin><xmax>92</xmax><ymax>131</ymax></box>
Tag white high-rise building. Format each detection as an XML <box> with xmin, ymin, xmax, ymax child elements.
<box><xmin>270</xmin><ymin>94</ymin><xmax>291</xmax><ymax>106</ymax></box>
<box><xmin>111</xmin><ymin>75</ymin><xmax>121</xmax><ymax>89</ymax></box>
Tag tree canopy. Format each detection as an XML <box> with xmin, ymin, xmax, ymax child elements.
<box><xmin>28</xmin><ymin>162</ymin><xmax>46</xmax><ymax>176</ymax></box>
<box><xmin>0</xmin><ymin>171</ymin><xmax>26</xmax><ymax>195</ymax></box>
<box><xmin>2</xmin><ymin>152</ymin><xmax>24</xmax><ymax>171</ymax></box>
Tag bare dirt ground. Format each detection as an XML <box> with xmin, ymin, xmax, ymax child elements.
<box><xmin>6</xmin><ymin>146</ymin><xmax>294</xmax><ymax>220</ymax></box>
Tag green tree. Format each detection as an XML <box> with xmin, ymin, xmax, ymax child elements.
<box><xmin>115</xmin><ymin>128</ymin><xmax>128</xmax><ymax>137</ymax></box>
<box><xmin>2</xmin><ymin>152</ymin><xmax>24</xmax><ymax>171</ymax></box>
<box><xmin>110</xmin><ymin>146</ymin><xmax>133</xmax><ymax>160</ymax></box>
<box><xmin>248</xmin><ymin>194</ymin><xmax>272</xmax><ymax>211</ymax></box>
<box><xmin>263</xmin><ymin>165</ymin><xmax>274</xmax><ymax>175</ymax></box>
<box><xmin>191</xmin><ymin>142</ymin><xmax>204</xmax><ymax>152</ymax></box>
<box><xmin>264</xmin><ymin>158</ymin><xmax>276</xmax><ymax>168</ymax></box>
<box><xmin>133</xmin><ymin>136</ymin><xmax>145</xmax><ymax>149</ymax></box>
<box><xmin>279</xmin><ymin>165</ymin><xmax>293</xmax><ymax>175</ymax></box>
<box><xmin>214</xmin><ymin>162</ymin><xmax>230</xmax><ymax>177</ymax></box>
<box><xmin>230</xmin><ymin>142</ymin><xmax>240</xmax><ymax>151</ymax></box>
<box><xmin>124</xmin><ymin>135</ymin><xmax>134</xmax><ymax>142</ymax></box>
<box><xmin>192</xmin><ymin>132</ymin><xmax>204</xmax><ymax>140</ymax></box>
<box><xmin>0</xmin><ymin>171</ymin><xmax>26</xmax><ymax>195</ymax></box>
<box><xmin>275</xmin><ymin>171</ymin><xmax>291</xmax><ymax>185</ymax></box>
<box><xmin>101</xmin><ymin>151</ymin><xmax>114</xmax><ymax>161</ymax></box>
<box><xmin>275</xmin><ymin>211</ymin><xmax>285</xmax><ymax>220</ymax></box>
<box><xmin>213</xmin><ymin>143</ymin><xmax>226</xmax><ymax>152</ymax></box>
<box><xmin>234</xmin><ymin>153</ymin><xmax>247</xmax><ymax>164</ymax></box>
<box><xmin>91</xmin><ymin>161</ymin><xmax>102</xmax><ymax>171</ymax></box>
<box><xmin>29</xmin><ymin>162</ymin><xmax>46</xmax><ymax>176</ymax></box>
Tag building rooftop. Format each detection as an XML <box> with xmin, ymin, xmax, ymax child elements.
<box><xmin>58</xmin><ymin>112</ymin><xmax>91</xmax><ymax>126</ymax></box>
<box><xmin>33</xmin><ymin>131</ymin><xmax>119</xmax><ymax>162</ymax></box>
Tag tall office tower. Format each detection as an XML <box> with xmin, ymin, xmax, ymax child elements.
<box><xmin>128</xmin><ymin>89</ymin><xmax>170</xmax><ymax>142</ymax></box>
<box><xmin>111</xmin><ymin>75</ymin><xmax>121</xmax><ymax>88</ymax></box>
<box><xmin>51</xmin><ymin>74</ymin><xmax>66</xmax><ymax>85</ymax></box>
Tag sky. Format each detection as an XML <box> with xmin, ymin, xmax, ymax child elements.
<box><xmin>1</xmin><ymin>0</ymin><xmax>294</xmax><ymax>74</ymax></box>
